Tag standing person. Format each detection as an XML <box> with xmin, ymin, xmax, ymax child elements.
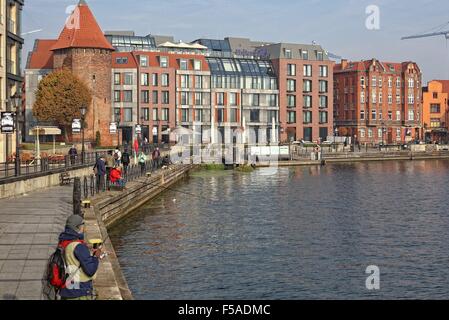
<box><xmin>114</xmin><ymin>147</ymin><xmax>122</xmax><ymax>167</ymax></box>
<box><xmin>68</xmin><ymin>145</ymin><xmax>78</xmax><ymax>165</ymax></box>
<box><xmin>152</xmin><ymin>147</ymin><xmax>161</xmax><ymax>171</ymax></box>
<box><xmin>105</xmin><ymin>151</ymin><xmax>114</xmax><ymax>188</ymax></box>
<box><xmin>121</xmin><ymin>149</ymin><xmax>130</xmax><ymax>177</ymax></box>
<box><xmin>138</xmin><ymin>151</ymin><xmax>147</xmax><ymax>175</ymax></box>
<box><xmin>57</xmin><ymin>215</ymin><xmax>103</xmax><ymax>300</ymax></box>
<box><xmin>93</xmin><ymin>156</ymin><xmax>106</xmax><ymax>192</ymax></box>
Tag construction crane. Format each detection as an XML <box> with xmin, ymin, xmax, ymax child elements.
<box><xmin>402</xmin><ymin>21</ymin><xmax>449</xmax><ymax>41</ymax></box>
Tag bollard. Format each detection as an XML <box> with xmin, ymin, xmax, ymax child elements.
<box><xmin>73</xmin><ymin>177</ymin><xmax>82</xmax><ymax>217</ymax></box>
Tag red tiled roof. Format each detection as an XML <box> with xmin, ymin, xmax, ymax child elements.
<box><xmin>334</xmin><ymin>59</ymin><xmax>412</xmax><ymax>74</ymax></box>
<box><xmin>51</xmin><ymin>1</ymin><xmax>114</xmax><ymax>51</ymax></box>
<box><xmin>27</xmin><ymin>40</ymin><xmax>57</xmax><ymax>69</ymax></box>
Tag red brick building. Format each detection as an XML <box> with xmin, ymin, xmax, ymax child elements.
<box><xmin>334</xmin><ymin>59</ymin><xmax>422</xmax><ymax>145</ymax></box>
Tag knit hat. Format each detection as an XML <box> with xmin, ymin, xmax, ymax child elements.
<box><xmin>66</xmin><ymin>215</ymin><xmax>84</xmax><ymax>231</ymax></box>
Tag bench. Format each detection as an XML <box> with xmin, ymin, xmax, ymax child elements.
<box><xmin>59</xmin><ymin>172</ymin><xmax>72</xmax><ymax>185</ymax></box>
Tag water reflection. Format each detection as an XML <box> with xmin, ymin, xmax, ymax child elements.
<box><xmin>109</xmin><ymin>160</ymin><xmax>449</xmax><ymax>299</ymax></box>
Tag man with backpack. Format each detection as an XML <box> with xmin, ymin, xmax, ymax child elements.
<box><xmin>48</xmin><ymin>215</ymin><xmax>102</xmax><ymax>300</ymax></box>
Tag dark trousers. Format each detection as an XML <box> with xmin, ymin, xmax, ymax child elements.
<box><xmin>96</xmin><ymin>174</ymin><xmax>105</xmax><ymax>192</ymax></box>
<box><xmin>140</xmin><ymin>163</ymin><xmax>146</xmax><ymax>174</ymax></box>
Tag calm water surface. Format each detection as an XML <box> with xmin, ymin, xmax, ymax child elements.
<box><xmin>109</xmin><ymin>160</ymin><xmax>449</xmax><ymax>299</ymax></box>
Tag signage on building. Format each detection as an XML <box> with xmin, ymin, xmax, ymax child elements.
<box><xmin>1</xmin><ymin>112</ymin><xmax>15</xmax><ymax>134</ymax></box>
<box><xmin>109</xmin><ymin>122</ymin><xmax>117</xmax><ymax>134</ymax></box>
<box><xmin>135</xmin><ymin>125</ymin><xmax>142</xmax><ymax>135</ymax></box>
<box><xmin>72</xmin><ymin>119</ymin><xmax>81</xmax><ymax>134</ymax></box>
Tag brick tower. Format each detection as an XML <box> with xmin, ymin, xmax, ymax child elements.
<box><xmin>51</xmin><ymin>0</ymin><xmax>114</xmax><ymax>146</ymax></box>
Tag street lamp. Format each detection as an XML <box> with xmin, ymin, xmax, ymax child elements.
<box><xmin>12</xmin><ymin>92</ymin><xmax>22</xmax><ymax>176</ymax></box>
<box><xmin>80</xmin><ymin>105</ymin><xmax>87</xmax><ymax>164</ymax></box>
<box><xmin>334</xmin><ymin>127</ymin><xmax>338</xmax><ymax>152</ymax></box>
<box><xmin>115</xmin><ymin>109</ymin><xmax>121</xmax><ymax>148</ymax></box>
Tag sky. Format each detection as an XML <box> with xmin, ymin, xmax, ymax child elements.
<box><xmin>23</xmin><ymin>0</ymin><xmax>449</xmax><ymax>83</ymax></box>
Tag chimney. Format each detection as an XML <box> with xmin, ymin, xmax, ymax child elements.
<box><xmin>341</xmin><ymin>59</ymin><xmax>348</xmax><ymax>69</ymax></box>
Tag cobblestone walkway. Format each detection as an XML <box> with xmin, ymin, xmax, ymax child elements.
<box><xmin>0</xmin><ymin>185</ymin><xmax>73</xmax><ymax>300</ymax></box>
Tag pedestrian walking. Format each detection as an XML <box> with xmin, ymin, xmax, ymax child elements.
<box><xmin>138</xmin><ymin>151</ymin><xmax>147</xmax><ymax>175</ymax></box>
<box><xmin>68</xmin><ymin>145</ymin><xmax>78</xmax><ymax>165</ymax></box>
<box><xmin>152</xmin><ymin>147</ymin><xmax>161</xmax><ymax>171</ymax></box>
<box><xmin>121</xmin><ymin>149</ymin><xmax>130</xmax><ymax>177</ymax></box>
<box><xmin>105</xmin><ymin>151</ymin><xmax>114</xmax><ymax>189</ymax></box>
<box><xmin>114</xmin><ymin>147</ymin><xmax>122</xmax><ymax>167</ymax></box>
<box><xmin>93</xmin><ymin>156</ymin><xmax>106</xmax><ymax>192</ymax></box>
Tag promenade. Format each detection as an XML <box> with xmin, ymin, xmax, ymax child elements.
<box><xmin>0</xmin><ymin>185</ymin><xmax>73</xmax><ymax>300</ymax></box>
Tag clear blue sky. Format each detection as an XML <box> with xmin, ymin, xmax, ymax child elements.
<box><xmin>23</xmin><ymin>0</ymin><xmax>449</xmax><ymax>82</ymax></box>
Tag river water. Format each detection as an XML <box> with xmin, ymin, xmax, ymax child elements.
<box><xmin>109</xmin><ymin>160</ymin><xmax>449</xmax><ymax>299</ymax></box>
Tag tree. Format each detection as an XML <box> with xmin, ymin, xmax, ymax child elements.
<box><xmin>33</xmin><ymin>69</ymin><xmax>92</xmax><ymax>142</ymax></box>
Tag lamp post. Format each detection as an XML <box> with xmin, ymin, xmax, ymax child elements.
<box><xmin>12</xmin><ymin>92</ymin><xmax>22</xmax><ymax>176</ymax></box>
<box><xmin>80</xmin><ymin>105</ymin><xmax>87</xmax><ymax>164</ymax></box>
<box><xmin>334</xmin><ymin>127</ymin><xmax>338</xmax><ymax>152</ymax></box>
<box><xmin>114</xmin><ymin>109</ymin><xmax>121</xmax><ymax>148</ymax></box>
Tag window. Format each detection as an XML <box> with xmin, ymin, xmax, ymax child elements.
<box><xmin>114</xmin><ymin>90</ymin><xmax>121</xmax><ymax>102</ymax></box>
<box><xmin>161</xmin><ymin>74</ymin><xmax>169</xmax><ymax>87</ymax></box>
<box><xmin>361</xmin><ymin>91</ymin><xmax>365</xmax><ymax>104</ymax></box>
<box><xmin>194</xmin><ymin>109</ymin><xmax>203</xmax><ymax>122</ymax></box>
<box><xmin>230</xmin><ymin>109</ymin><xmax>237</xmax><ymax>123</ymax></box>
<box><xmin>396</xmin><ymin>78</ymin><xmax>401</xmax><ymax>88</ymax></box>
<box><xmin>142</xmin><ymin>108</ymin><xmax>150</xmax><ymax>121</ymax></box>
<box><xmin>180</xmin><ymin>59</ymin><xmax>188</xmax><ymax>70</ymax></box>
<box><xmin>116</xmin><ymin>57</ymin><xmax>128</xmax><ymax>64</ymax></box>
<box><xmin>378</xmin><ymin>128</ymin><xmax>383</xmax><ymax>139</ymax></box>
<box><xmin>388</xmin><ymin>94</ymin><xmax>392</xmax><ymax>104</ymax></box>
<box><xmin>303</xmin><ymin>80</ymin><xmax>312</xmax><ymax>93</ymax></box>
<box><xmin>161</xmin><ymin>108</ymin><xmax>169</xmax><ymax>121</ymax></box>
<box><xmin>287</xmin><ymin>111</ymin><xmax>296</xmax><ymax>123</ymax></box>
<box><xmin>153</xmin><ymin>108</ymin><xmax>158</xmax><ymax>121</ymax></box>
<box><xmin>230</xmin><ymin>93</ymin><xmax>238</xmax><ymax>106</ymax></box>
<box><xmin>396</xmin><ymin>111</ymin><xmax>401</xmax><ymax>121</ymax></box>
<box><xmin>396</xmin><ymin>94</ymin><xmax>401</xmax><ymax>104</ymax></box>
<box><xmin>319</xmin><ymin>96</ymin><xmax>328</xmax><ymax>108</ymax></box>
<box><xmin>181</xmin><ymin>92</ymin><xmax>190</xmax><ymax>105</ymax></box>
<box><xmin>360</xmin><ymin>128</ymin><xmax>366</xmax><ymax>138</ymax></box>
<box><xmin>194</xmin><ymin>60</ymin><xmax>202</xmax><ymax>71</ymax></box>
<box><xmin>181</xmin><ymin>75</ymin><xmax>190</xmax><ymax>88</ymax></box>
<box><xmin>431</xmin><ymin>104</ymin><xmax>441</xmax><ymax>113</ymax></box>
<box><xmin>303</xmin><ymin>95</ymin><xmax>312</xmax><ymax>108</ymax></box>
<box><xmin>181</xmin><ymin>109</ymin><xmax>189</xmax><ymax>122</ymax></box>
<box><xmin>408</xmin><ymin>78</ymin><xmax>414</xmax><ymax>88</ymax></box>
<box><xmin>269</xmin><ymin>94</ymin><xmax>277</xmax><ymax>107</ymax></box>
<box><xmin>123</xmin><ymin>90</ymin><xmax>133</xmax><ymax>102</ymax></box>
<box><xmin>317</xmin><ymin>51</ymin><xmax>324</xmax><ymax>61</ymax></box>
<box><xmin>124</xmin><ymin>108</ymin><xmax>132</xmax><ymax>122</ymax></box>
<box><xmin>141</xmin><ymin>90</ymin><xmax>149</xmax><ymax>103</ymax></box>
<box><xmin>368</xmin><ymin>128</ymin><xmax>373</xmax><ymax>138</ymax></box>
<box><xmin>162</xmin><ymin>91</ymin><xmax>169</xmax><ymax>104</ymax></box>
<box><xmin>195</xmin><ymin>75</ymin><xmax>203</xmax><ymax>89</ymax></box>
<box><xmin>152</xmin><ymin>74</ymin><xmax>158</xmax><ymax>86</ymax></box>
<box><xmin>287</xmin><ymin>95</ymin><xmax>296</xmax><ymax>108</ymax></box>
<box><xmin>303</xmin><ymin>111</ymin><xmax>312</xmax><ymax>124</ymax></box>
<box><xmin>319</xmin><ymin>65</ymin><xmax>328</xmax><ymax>77</ymax></box>
<box><xmin>408</xmin><ymin>110</ymin><xmax>414</xmax><ymax>121</ymax></box>
<box><xmin>431</xmin><ymin>118</ymin><xmax>441</xmax><ymax>128</ymax></box>
<box><xmin>252</xmin><ymin>94</ymin><xmax>260</xmax><ymax>106</ymax></box>
<box><xmin>319</xmin><ymin>111</ymin><xmax>328</xmax><ymax>123</ymax></box>
<box><xmin>141</xmin><ymin>73</ymin><xmax>149</xmax><ymax>86</ymax></box>
<box><xmin>303</xmin><ymin>65</ymin><xmax>312</xmax><ymax>77</ymax></box>
<box><xmin>284</xmin><ymin>49</ymin><xmax>292</xmax><ymax>59</ymax></box>
<box><xmin>360</xmin><ymin>110</ymin><xmax>365</xmax><ymax>120</ymax></box>
<box><xmin>140</xmin><ymin>55</ymin><xmax>148</xmax><ymax>67</ymax></box>
<box><xmin>301</xmin><ymin>50</ymin><xmax>309</xmax><ymax>60</ymax></box>
<box><xmin>372</xmin><ymin>91</ymin><xmax>377</xmax><ymax>104</ymax></box>
<box><xmin>124</xmin><ymin>73</ymin><xmax>133</xmax><ymax>85</ymax></box>
<box><xmin>160</xmin><ymin>56</ymin><xmax>168</xmax><ymax>68</ymax></box>
<box><xmin>268</xmin><ymin>110</ymin><xmax>278</xmax><ymax>122</ymax></box>
<box><xmin>319</xmin><ymin>80</ymin><xmax>328</xmax><ymax>93</ymax></box>
<box><xmin>408</xmin><ymin>93</ymin><xmax>414</xmax><ymax>104</ymax></box>
<box><xmin>287</xmin><ymin>79</ymin><xmax>296</xmax><ymax>92</ymax></box>
<box><xmin>194</xmin><ymin>92</ymin><xmax>202</xmax><ymax>106</ymax></box>
<box><xmin>217</xmin><ymin>93</ymin><xmax>224</xmax><ymax>106</ymax></box>
<box><xmin>372</xmin><ymin>76</ymin><xmax>377</xmax><ymax>87</ymax></box>
<box><xmin>250</xmin><ymin>110</ymin><xmax>260</xmax><ymax>122</ymax></box>
<box><xmin>152</xmin><ymin>91</ymin><xmax>158</xmax><ymax>104</ymax></box>
<box><xmin>396</xmin><ymin>128</ymin><xmax>401</xmax><ymax>140</ymax></box>
<box><xmin>216</xmin><ymin>109</ymin><xmax>224</xmax><ymax>123</ymax></box>
<box><xmin>361</xmin><ymin>77</ymin><xmax>365</xmax><ymax>87</ymax></box>
<box><xmin>433</xmin><ymin>92</ymin><xmax>438</xmax><ymax>99</ymax></box>
<box><xmin>287</xmin><ymin>64</ymin><xmax>296</xmax><ymax>76</ymax></box>
<box><xmin>114</xmin><ymin>73</ymin><xmax>120</xmax><ymax>85</ymax></box>
<box><xmin>388</xmin><ymin>77</ymin><xmax>392</xmax><ymax>88</ymax></box>
<box><xmin>378</xmin><ymin>77</ymin><xmax>383</xmax><ymax>87</ymax></box>
<box><xmin>379</xmin><ymin>92</ymin><xmax>383</xmax><ymax>104</ymax></box>
<box><xmin>371</xmin><ymin>109</ymin><xmax>377</xmax><ymax>120</ymax></box>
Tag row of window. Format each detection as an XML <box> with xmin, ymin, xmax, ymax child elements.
<box><xmin>132</xmin><ymin>55</ymin><xmax>203</xmax><ymax>70</ymax></box>
<box><xmin>359</xmin><ymin>128</ymin><xmax>402</xmax><ymax>140</ymax></box>
<box><xmin>287</xmin><ymin>111</ymin><xmax>328</xmax><ymax>124</ymax></box>
<box><xmin>115</xmin><ymin>72</ymin><xmax>170</xmax><ymax>87</ymax></box>
<box><xmin>211</xmin><ymin>75</ymin><xmax>277</xmax><ymax>90</ymax></box>
<box><xmin>287</xmin><ymin>79</ymin><xmax>328</xmax><ymax>93</ymax></box>
<box><xmin>115</xmin><ymin>107</ymin><xmax>170</xmax><ymax>122</ymax></box>
<box><xmin>115</xmin><ymin>90</ymin><xmax>170</xmax><ymax>104</ymax></box>
<box><xmin>287</xmin><ymin>64</ymin><xmax>328</xmax><ymax>77</ymax></box>
<box><xmin>357</xmin><ymin>91</ymin><xmax>419</xmax><ymax>105</ymax></box>
<box><xmin>284</xmin><ymin>48</ymin><xmax>324</xmax><ymax>61</ymax></box>
<box><xmin>287</xmin><ymin>95</ymin><xmax>328</xmax><ymax>108</ymax></box>
<box><xmin>359</xmin><ymin>110</ymin><xmax>418</xmax><ymax>121</ymax></box>
<box><xmin>358</xmin><ymin>76</ymin><xmax>419</xmax><ymax>89</ymax></box>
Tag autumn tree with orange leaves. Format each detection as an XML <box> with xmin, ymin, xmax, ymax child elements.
<box><xmin>33</xmin><ymin>69</ymin><xmax>92</xmax><ymax>142</ymax></box>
